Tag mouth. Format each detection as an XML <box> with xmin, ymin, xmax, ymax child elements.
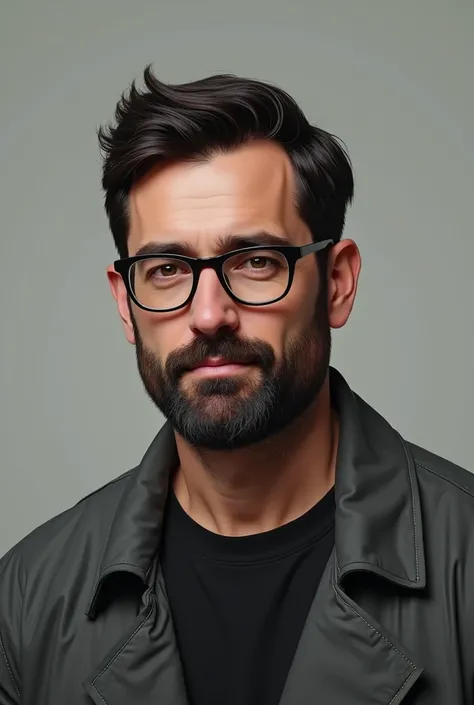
<box><xmin>185</xmin><ymin>357</ymin><xmax>256</xmax><ymax>378</ymax></box>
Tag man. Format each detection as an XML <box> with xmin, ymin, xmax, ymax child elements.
<box><xmin>1</xmin><ymin>66</ymin><xmax>473</xmax><ymax>705</ymax></box>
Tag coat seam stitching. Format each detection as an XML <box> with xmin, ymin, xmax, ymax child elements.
<box><xmin>333</xmin><ymin>584</ymin><xmax>415</xmax><ymax>667</ymax></box>
<box><xmin>388</xmin><ymin>668</ymin><xmax>418</xmax><ymax>705</ymax></box>
<box><xmin>90</xmin><ymin>603</ymin><xmax>153</xmax><ymax>687</ymax></box>
<box><xmin>75</xmin><ymin>470</ymin><xmax>135</xmax><ymax>507</ymax></box>
<box><xmin>398</xmin><ymin>433</ymin><xmax>420</xmax><ymax>582</ymax></box>
<box><xmin>91</xmin><ymin>685</ymin><xmax>107</xmax><ymax>705</ymax></box>
<box><xmin>334</xmin><ymin>583</ymin><xmax>419</xmax><ymax>704</ymax></box>
<box><xmin>340</xmin><ymin>560</ymin><xmax>415</xmax><ymax>581</ymax></box>
<box><xmin>0</xmin><ymin>632</ymin><xmax>20</xmax><ymax>699</ymax></box>
<box><xmin>416</xmin><ymin>461</ymin><xmax>474</xmax><ymax>499</ymax></box>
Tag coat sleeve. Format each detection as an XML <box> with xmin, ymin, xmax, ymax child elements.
<box><xmin>0</xmin><ymin>547</ymin><xmax>22</xmax><ymax>704</ymax></box>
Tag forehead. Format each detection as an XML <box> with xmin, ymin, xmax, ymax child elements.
<box><xmin>127</xmin><ymin>140</ymin><xmax>309</xmax><ymax>254</ymax></box>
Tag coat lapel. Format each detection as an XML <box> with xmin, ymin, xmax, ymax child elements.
<box><xmin>278</xmin><ymin>370</ymin><xmax>427</xmax><ymax>704</ymax></box>
<box><xmin>279</xmin><ymin>556</ymin><xmax>423</xmax><ymax>705</ymax></box>
<box><xmin>84</xmin><ymin>572</ymin><xmax>189</xmax><ymax>705</ymax></box>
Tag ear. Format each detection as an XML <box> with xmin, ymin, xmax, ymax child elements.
<box><xmin>326</xmin><ymin>239</ymin><xmax>361</xmax><ymax>329</ymax></box>
<box><xmin>107</xmin><ymin>265</ymin><xmax>136</xmax><ymax>345</ymax></box>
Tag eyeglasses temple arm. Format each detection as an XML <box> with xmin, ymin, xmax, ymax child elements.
<box><xmin>299</xmin><ymin>239</ymin><xmax>334</xmax><ymax>257</ymax></box>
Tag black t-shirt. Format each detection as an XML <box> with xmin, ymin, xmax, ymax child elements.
<box><xmin>160</xmin><ymin>486</ymin><xmax>335</xmax><ymax>705</ymax></box>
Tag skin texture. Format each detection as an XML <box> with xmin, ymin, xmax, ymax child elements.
<box><xmin>108</xmin><ymin>139</ymin><xmax>361</xmax><ymax>536</ymax></box>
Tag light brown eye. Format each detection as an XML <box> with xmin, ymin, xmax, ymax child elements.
<box><xmin>248</xmin><ymin>257</ymin><xmax>268</xmax><ymax>269</ymax></box>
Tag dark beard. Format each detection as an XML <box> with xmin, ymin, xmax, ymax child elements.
<box><xmin>131</xmin><ymin>291</ymin><xmax>331</xmax><ymax>451</ymax></box>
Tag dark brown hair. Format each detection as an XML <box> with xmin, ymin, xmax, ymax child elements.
<box><xmin>98</xmin><ymin>65</ymin><xmax>354</xmax><ymax>259</ymax></box>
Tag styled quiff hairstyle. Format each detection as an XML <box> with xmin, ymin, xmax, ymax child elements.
<box><xmin>98</xmin><ymin>66</ymin><xmax>354</xmax><ymax>259</ymax></box>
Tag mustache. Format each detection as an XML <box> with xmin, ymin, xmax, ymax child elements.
<box><xmin>165</xmin><ymin>334</ymin><xmax>276</xmax><ymax>379</ymax></box>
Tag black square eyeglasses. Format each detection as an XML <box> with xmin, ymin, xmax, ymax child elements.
<box><xmin>114</xmin><ymin>238</ymin><xmax>333</xmax><ymax>313</ymax></box>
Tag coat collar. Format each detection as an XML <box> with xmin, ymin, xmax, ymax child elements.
<box><xmin>330</xmin><ymin>368</ymin><xmax>425</xmax><ymax>590</ymax></box>
<box><xmin>86</xmin><ymin>367</ymin><xmax>425</xmax><ymax>619</ymax></box>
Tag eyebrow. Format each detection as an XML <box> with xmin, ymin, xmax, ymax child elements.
<box><xmin>132</xmin><ymin>232</ymin><xmax>293</xmax><ymax>258</ymax></box>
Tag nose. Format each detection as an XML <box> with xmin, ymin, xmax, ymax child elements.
<box><xmin>188</xmin><ymin>268</ymin><xmax>239</xmax><ymax>337</ymax></box>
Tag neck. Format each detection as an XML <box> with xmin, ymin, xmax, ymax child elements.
<box><xmin>172</xmin><ymin>375</ymin><xmax>338</xmax><ymax>536</ymax></box>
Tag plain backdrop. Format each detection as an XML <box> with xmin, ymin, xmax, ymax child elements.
<box><xmin>0</xmin><ymin>0</ymin><xmax>473</xmax><ymax>556</ymax></box>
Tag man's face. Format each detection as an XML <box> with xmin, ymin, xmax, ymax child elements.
<box><xmin>111</xmin><ymin>140</ymin><xmax>332</xmax><ymax>450</ymax></box>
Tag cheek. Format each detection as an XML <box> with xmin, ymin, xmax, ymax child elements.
<box><xmin>133</xmin><ymin>307</ymin><xmax>192</xmax><ymax>360</ymax></box>
<box><xmin>265</xmin><ymin>269</ymin><xmax>318</xmax><ymax>341</ymax></box>
<box><xmin>240</xmin><ymin>288</ymin><xmax>316</xmax><ymax>358</ymax></box>
<box><xmin>286</xmin><ymin>265</ymin><xmax>320</xmax><ymax>328</ymax></box>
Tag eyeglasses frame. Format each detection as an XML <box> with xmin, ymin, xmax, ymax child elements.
<box><xmin>114</xmin><ymin>238</ymin><xmax>334</xmax><ymax>313</ymax></box>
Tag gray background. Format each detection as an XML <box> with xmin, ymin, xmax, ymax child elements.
<box><xmin>0</xmin><ymin>0</ymin><xmax>473</xmax><ymax>556</ymax></box>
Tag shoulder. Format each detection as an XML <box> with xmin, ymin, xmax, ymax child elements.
<box><xmin>0</xmin><ymin>468</ymin><xmax>135</xmax><ymax>585</ymax></box>
<box><xmin>408</xmin><ymin>441</ymin><xmax>474</xmax><ymax>502</ymax></box>
<box><xmin>406</xmin><ymin>441</ymin><xmax>474</xmax><ymax>542</ymax></box>
<box><xmin>0</xmin><ymin>469</ymin><xmax>136</xmax><ymax>699</ymax></box>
